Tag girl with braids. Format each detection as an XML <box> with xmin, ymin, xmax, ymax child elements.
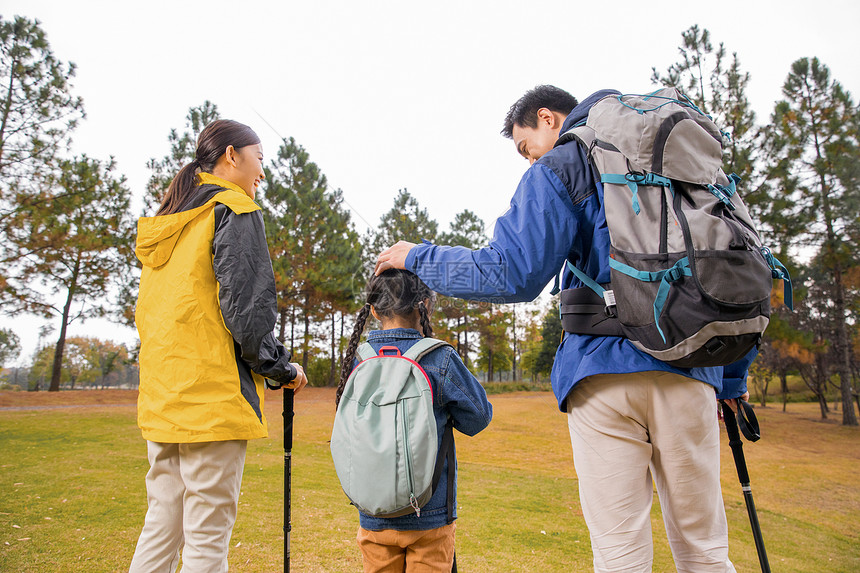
<box><xmin>130</xmin><ymin>119</ymin><xmax>307</xmax><ymax>572</ymax></box>
<box><xmin>338</xmin><ymin>269</ymin><xmax>492</xmax><ymax>573</ymax></box>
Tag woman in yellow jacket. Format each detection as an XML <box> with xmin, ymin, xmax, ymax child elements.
<box><xmin>129</xmin><ymin>119</ymin><xmax>308</xmax><ymax>573</ymax></box>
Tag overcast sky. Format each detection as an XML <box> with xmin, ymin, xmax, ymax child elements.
<box><xmin>3</xmin><ymin>0</ymin><xmax>859</xmax><ymax>365</ymax></box>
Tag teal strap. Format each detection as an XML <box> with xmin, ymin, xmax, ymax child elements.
<box><xmin>616</xmin><ymin>93</ymin><xmax>707</xmax><ymax>118</ymax></box>
<box><xmin>724</xmin><ymin>173</ymin><xmax>741</xmax><ymax>197</ymax></box>
<box><xmin>610</xmin><ymin>257</ymin><xmax>692</xmax><ymax>343</ymax></box>
<box><xmin>651</xmin><ymin>258</ymin><xmax>692</xmax><ymax>342</ymax></box>
<box><xmin>567</xmin><ymin>261</ymin><xmax>605</xmax><ymax>297</ymax></box>
<box><xmin>601</xmin><ymin>173</ymin><xmax>673</xmax><ymax>215</ymax></box>
<box><xmin>550</xmin><ymin>267</ymin><xmax>561</xmax><ymax>296</ymax></box>
<box><xmin>608</xmin><ymin>257</ymin><xmax>690</xmax><ymax>283</ymax></box>
<box><xmin>761</xmin><ymin>248</ymin><xmax>794</xmax><ymax>311</ymax></box>
<box><xmin>707</xmin><ymin>173</ymin><xmax>741</xmax><ymax>210</ymax></box>
<box><xmin>601</xmin><ymin>173</ymin><xmax>640</xmax><ymax>214</ymax></box>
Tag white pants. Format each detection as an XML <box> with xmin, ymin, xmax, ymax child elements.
<box><xmin>129</xmin><ymin>440</ymin><xmax>247</xmax><ymax>573</ymax></box>
<box><xmin>566</xmin><ymin>372</ymin><xmax>735</xmax><ymax>573</ymax></box>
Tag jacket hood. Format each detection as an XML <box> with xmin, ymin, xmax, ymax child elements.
<box><xmin>135</xmin><ymin>174</ymin><xmax>259</xmax><ymax>268</ymax></box>
<box><xmin>560</xmin><ymin>89</ymin><xmax>622</xmax><ymax>133</ymax></box>
<box><xmin>136</xmin><ymin>207</ymin><xmax>206</xmax><ymax>268</ymax></box>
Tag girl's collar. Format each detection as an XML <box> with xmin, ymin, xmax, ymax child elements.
<box><xmin>366</xmin><ymin>328</ymin><xmax>422</xmax><ymax>340</ymax></box>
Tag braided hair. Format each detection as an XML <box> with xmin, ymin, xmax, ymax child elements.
<box><xmin>335</xmin><ymin>269</ymin><xmax>436</xmax><ymax>406</ymax></box>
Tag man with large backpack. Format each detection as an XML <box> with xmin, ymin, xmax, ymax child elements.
<box><xmin>375</xmin><ymin>85</ymin><xmax>782</xmax><ymax>572</ymax></box>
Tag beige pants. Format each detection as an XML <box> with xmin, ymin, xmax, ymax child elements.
<box><xmin>129</xmin><ymin>440</ymin><xmax>247</xmax><ymax>573</ymax></box>
<box><xmin>567</xmin><ymin>372</ymin><xmax>735</xmax><ymax>573</ymax></box>
<box><xmin>357</xmin><ymin>523</ymin><xmax>456</xmax><ymax>572</ymax></box>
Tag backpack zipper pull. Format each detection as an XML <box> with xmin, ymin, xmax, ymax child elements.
<box><xmin>410</xmin><ymin>494</ymin><xmax>421</xmax><ymax>518</ymax></box>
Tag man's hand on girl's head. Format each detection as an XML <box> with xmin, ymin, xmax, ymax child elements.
<box><xmin>374</xmin><ymin>241</ymin><xmax>416</xmax><ymax>275</ymax></box>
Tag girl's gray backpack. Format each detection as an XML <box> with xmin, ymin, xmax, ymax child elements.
<box><xmin>558</xmin><ymin>88</ymin><xmax>792</xmax><ymax>367</ymax></box>
<box><xmin>330</xmin><ymin>338</ymin><xmax>453</xmax><ymax>518</ymax></box>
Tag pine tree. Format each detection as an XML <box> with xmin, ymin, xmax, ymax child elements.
<box><xmin>0</xmin><ymin>327</ymin><xmax>20</xmax><ymax>368</ymax></box>
<box><xmin>437</xmin><ymin>209</ymin><xmax>487</xmax><ymax>362</ymax></box>
<box><xmin>260</xmin><ymin>137</ymin><xmax>362</xmax><ymax>373</ymax></box>
<box><xmin>0</xmin><ymin>16</ymin><xmax>85</xmax><ymax>305</ymax></box>
<box><xmin>368</xmin><ymin>189</ymin><xmax>438</xmax><ymax>258</ymax></box>
<box><xmin>652</xmin><ymin>26</ymin><xmax>761</xmax><ymax>215</ymax></box>
<box><xmin>764</xmin><ymin>57</ymin><xmax>860</xmax><ymax>425</ymax></box>
<box><xmin>6</xmin><ymin>156</ymin><xmax>135</xmax><ymax>391</ymax></box>
<box><xmin>0</xmin><ymin>16</ymin><xmax>84</xmax><ymax>181</ymax></box>
<box><xmin>143</xmin><ymin>101</ymin><xmax>220</xmax><ymax>215</ymax></box>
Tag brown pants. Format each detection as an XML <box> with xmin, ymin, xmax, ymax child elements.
<box><xmin>357</xmin><ymin>523</ymin><xmax>456</xmax><ymax>572</ymax></box>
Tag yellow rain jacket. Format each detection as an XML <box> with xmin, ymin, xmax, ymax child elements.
<box><xmin>135</xmin><ymin>173</ymin><xmax>296</xmax><ymax>443</ymax></box>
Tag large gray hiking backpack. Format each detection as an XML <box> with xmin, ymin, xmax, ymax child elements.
<box><xmin>330</xmin><ymin>338</ymin><xmax>455</xmax><ymax>519</ymax></box>
<box><xmin>557</xmin><ymin>88</ymin><xmax>792</xmax><ymax>367</ymax></box>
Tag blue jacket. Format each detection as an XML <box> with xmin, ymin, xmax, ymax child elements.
<box><xmin>357</xmin><ymin>328</ymin><xmax>493</xmax><ymax>531</ymax></box>
<box><xmin>405</xmin><ymin>89</ymin><xmax>748</xmax><ymax>411</ymax></box>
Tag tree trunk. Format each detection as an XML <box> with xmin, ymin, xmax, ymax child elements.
<box><xmin>832</xmin><ymin>278</ymin><xmax>857</xmax><ymax>425</ymax></box>
<box><xmin>290</xmin><ymin>307</ymin><xmax>296</xmax><ymax>356</ymax></box>
<box><xmin>817</xmin><ymin>392</ymin><xmax>828</xmax><ymax>419</ymax></box>
<box><xmin>328</xmin><ymin>310</ymin><xmax>337</xmax><ymax>387</ymax></box>
<box><xmin>463</xmin><ymin>314</ymin><xmax>470</xmax><ymax>367</ymax></box>
<box><xmin>486</xmin><ymin>348</ymin><xmax>494</xmax><ymax>383</ymax></box>
<box><xmin>278</xmin><ymin>308</ymin><xmax>287</xmax><ymax>342</ymax></box>
<box><xmin>512</xmin><ymin>304</ymin><xmax>518</xmax><ymax>383</ymax></box>
<box><xmin>759</xmin><ymin>377</ymin><xmax>769</xmax><ymax>408</ymax></box>
<box><xmin>49</xmin><ymin>259</ymin><xmax>80</xmax><ymax>392</ymax></box>
<box><xmin>809</xmin><ymin>100</ymin><xmax>857</xmax><ymax>426</ymax></box>
<box><xmin>302</xmin><ymin>297</ymin><xmax>311</xmax><ymax>372</ymax></box>
<box><xmin>0</xmin><ymin>54</ymin><xmax>19</xmax><ymax>165</ymax></box>
<box><xmin>781</xmin><ymin>372</ymin><xmax>788</xmax><ymax>412</ymax></box>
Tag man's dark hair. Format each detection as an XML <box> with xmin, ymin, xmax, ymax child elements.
<box><xmin>501</xmin><ymin>85</ymin><xmax>578</xmax><ymax>139</ymax></box>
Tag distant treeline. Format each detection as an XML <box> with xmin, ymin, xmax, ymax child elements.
<box><xmin>1</xmin><ymin>18</ymin><xmax>858</xmax><ymax>424</ymax></box>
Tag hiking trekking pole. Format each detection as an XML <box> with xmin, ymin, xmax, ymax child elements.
<box><xmin>283</xmin><ymin>388</ymin><xmax>295</xmax><ymax>573</ymax></box>
<box><xmin>720</xmin><ymin>399</ymin><xmax>770</xmax><ymax>573</ymax></box>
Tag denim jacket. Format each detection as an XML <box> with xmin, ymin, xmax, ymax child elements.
<box><xmin>356</xmin><ymin>328</ymin><xmax>493</xmax><ymax>531</ymax></box>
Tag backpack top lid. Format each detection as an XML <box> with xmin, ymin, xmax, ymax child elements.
<box><xmin>585</xmin><ymin>87</ymin><xmax>725</xmax><ymax>186</ymax></box>
<box><xmin>347</xmin><ymin>337</ymin><xmax>447</xmax><ymax>405</ymax></box>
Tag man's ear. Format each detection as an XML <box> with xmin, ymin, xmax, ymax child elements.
<box><xmin>536</xmin><ymin>107</ymin><xmax>559</xmax><ymax>128</ymax></box>
<box><xmin>224</xmin><ymin>145</ymin><xmax>238</xmax><ymax>167</ymax></box>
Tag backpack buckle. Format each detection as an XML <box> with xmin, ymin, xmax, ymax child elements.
<box><xmin>378</xmin><ymin>346</ymin><xmax>402</xmax><ymax>357</ymax></box>
<box><xmin>603</xmin><ymin>290</ymin><xmax>618</xmax><ymax>318</ymax></box>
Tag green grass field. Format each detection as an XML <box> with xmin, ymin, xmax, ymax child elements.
<box><xmin>1</xmin><ymin>388</ymin><xmax>858</xmax><ymax>572</ymax></box>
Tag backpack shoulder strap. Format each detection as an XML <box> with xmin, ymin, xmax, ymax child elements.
<box><xmin>556</xmin><ymin>124</ymin><xmax>595</xmax><ymax>149</ymax></box>
<box><xmin>402</xmin><ymin>338</ymin><xmax>451</xmax><ymax>363</ymax></box>
<box><xmin>356</xmin><ymin>342</ymin><xmax>377</xmax><ymax>362</ymax></box>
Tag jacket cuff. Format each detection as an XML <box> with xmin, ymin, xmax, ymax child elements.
<box><xmin>265</xmin><ymin>363</ymin><xmax>297</xmax><ymax>389</ymax></box>
<box><xmin>405</xmin><ymin>240</ymin><xmax>432</xmax><ymax>272</ymax></box>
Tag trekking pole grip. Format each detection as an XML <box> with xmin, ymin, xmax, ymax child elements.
<box><xmin>720</xmin><ymin>400</ymin><xmax>750</xmax><ymax>485</ymax></box>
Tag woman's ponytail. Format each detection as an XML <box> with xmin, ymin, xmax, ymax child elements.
<box><xmin>156</xmin><ymin>161</ymin><xmax>200</xmax><ymax>216</ymax></box>
<box><xmin>154</xmin><ymin>120</ymin><xmax>260</xmax><ymax>216</ymax></box>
